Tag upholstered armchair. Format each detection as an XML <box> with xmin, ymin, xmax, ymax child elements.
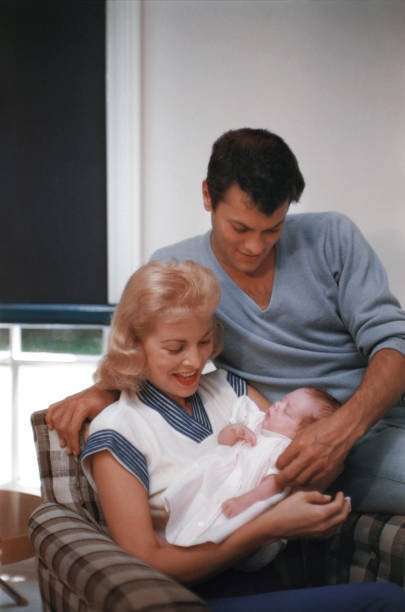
<box><xmin>28</xmin><ymin>410</ymin><xmax>207</xmax><ymax>611</ymax></box>
<box><xmin>28</xmin><ymin>410</ymin><xmax>404</xmax><ymax>611</ymax></box>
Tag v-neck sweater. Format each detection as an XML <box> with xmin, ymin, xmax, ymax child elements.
<box><xmin>151</xmin><ymin>212</ymin><xmax>405</xmax><ymax>420</ymax></box>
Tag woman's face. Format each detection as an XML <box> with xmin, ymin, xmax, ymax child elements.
<box><xmin>142</xmin><ymin>312</ymin><xmax>215</xmax><ymax>409</ymax></box>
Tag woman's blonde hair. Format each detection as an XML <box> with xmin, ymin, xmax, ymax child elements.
<box><xmin>95</xmin><ymin>260</ymin><xmax>222</xmax><ymax>394</ymax></box>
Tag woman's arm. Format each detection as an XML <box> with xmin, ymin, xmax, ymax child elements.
<box><xmin>92</xmin><ymin>451</ymin><xmax>350</xmax><ymax>584</ymax></box>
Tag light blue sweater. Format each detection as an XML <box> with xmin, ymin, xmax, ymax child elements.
<box><xmin>152</xmin><ymin>212</ymin><xmax>405</xmax><ymax>420</ymax></box>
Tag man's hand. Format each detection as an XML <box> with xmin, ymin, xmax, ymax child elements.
<box><xmin>46</xmin><ymin>385</ymin><xmax>118</xmax><ymax>455</ymax></box>
<box><xmin>275</xmin><ymin>412</ymin><xmax>354</xmax><ymax>490</ymax></box>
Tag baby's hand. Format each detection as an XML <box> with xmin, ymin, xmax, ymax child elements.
<box><xmin>222</xmin><ymin>498</ymin><xmax>241</xmax><ymax>518</ymax></box>
<box><xmin>232</xmin><ymin>424</ymin><xmax>257</xmax><ymax>446</ymax></box>
<box><xmin>218</xmin><ymin>423</ymin><xmax>257</xmax><ymax>446</ymax></box>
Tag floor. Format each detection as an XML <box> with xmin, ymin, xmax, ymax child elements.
<box><xmin>0</xmin><ymin>558</ymin><xmax>42</xmax><ymax>611</ymax></box>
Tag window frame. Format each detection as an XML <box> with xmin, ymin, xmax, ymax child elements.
<box><xmin>0</xmin><ymin>323</ymin><xmax>109</xmax><ymax>490</ymax></box>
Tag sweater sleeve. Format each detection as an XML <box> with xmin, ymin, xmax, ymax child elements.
<box><xmin>325</xmin><ymin>213</ymin><xmax>405</xmax><ymax>359</ymax></box>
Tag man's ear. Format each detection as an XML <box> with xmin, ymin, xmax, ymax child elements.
<box><xmin>202</xmin><ymin>180</ymin><xmax>213</xmax><ymax>212</ymax></box>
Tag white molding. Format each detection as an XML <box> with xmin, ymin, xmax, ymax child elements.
<box><xmin>106</xmin><ymin>0</ymin><xmax>142</xmax><ymax>304</ymax></box>
<box><xmin>10</xmin><ymin>326</ymin><xmax>21</xmax><ymax>482</ymax></box>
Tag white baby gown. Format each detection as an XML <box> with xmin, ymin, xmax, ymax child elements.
<box><xmin>164</xmin><ymin>395</ymin><xmax>291</xmax><ymax>550</ymax></box>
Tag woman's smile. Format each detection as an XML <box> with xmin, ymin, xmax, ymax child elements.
<box><xmin>172</xmin><ymin>370</ymin><xmax>200</xmax><ymax>388</ymax></box>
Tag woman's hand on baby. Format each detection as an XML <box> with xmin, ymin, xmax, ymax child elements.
<box><xmin>275</xmin><ymin>412</ymin><xmax>353</xmax><ymax>490</ymax></box>
<box><xmin>46</xmin><ymin>385</ymin><xmax>117</xmax><ymax>455</ymax></box>
<box><xmin>262</xmin><ymin>490</ymin><xmax>350</xmax><ymax>540</ymax></box>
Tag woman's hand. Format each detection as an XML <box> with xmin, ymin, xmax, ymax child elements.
<box><xmin>259</xmin><ymin>490</ymin><xmax>351</xmax><ymax>540</ymax></box>
<box><xmin>46</xmin><ymin>385</ymin><xmax>118</xmax><ymax>455</ymax></box>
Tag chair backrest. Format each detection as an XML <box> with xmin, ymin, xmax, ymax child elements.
<box><xmin>31</xmin><ymin>410</ymin><xmax>106</xmax><ymax>528</ymax></box>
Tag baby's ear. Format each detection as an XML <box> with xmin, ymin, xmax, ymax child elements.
<box><xmin>297</xmin><ymin>415</ymin><xmax>316</xmax><ymax>432</ymax></box>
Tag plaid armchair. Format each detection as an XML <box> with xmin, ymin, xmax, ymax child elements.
<box><xmin>29</xmin><ymin>410</ymin><xmax>404</xmax><ymax>611</ymax></box>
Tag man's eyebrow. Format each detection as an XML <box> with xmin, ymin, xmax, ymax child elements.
<box><xmin>265</xmin><ymin>220</ymin><xmax>285</xmax><ymax>231</ymax></box>
<box><xmin>230</xmin><ymin>220</ymin><xmax>252</xmax><ymax>230</ymax></box>
<box><xmin>231</xmin><ymin>219</ymin><xmax>284</xmax><ymax>232</ymax></box>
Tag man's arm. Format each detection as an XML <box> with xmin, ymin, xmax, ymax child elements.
<box><xmin>46</xmin><ymin>385</ymin><xmax>119</xmax><ymax>455</ymax></box>
<box><xmin>276</xmin><ymin>348</ymin><xmax>405</xmax><ymax>489</ymax></box>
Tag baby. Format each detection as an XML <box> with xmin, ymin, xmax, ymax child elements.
<box><xmin>219</xmin><ymin>387</ymin><xmax>339</xmax><ymax>518</ymax></box>
<box><xmin>164</xmin><ymin>386</ymin><xmax>340</xmax><ymax>568</ymax></box>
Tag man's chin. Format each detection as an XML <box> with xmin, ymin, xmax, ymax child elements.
<box><xmin>235</xmin><ymin>257</ymin><xmax>265</xmax><ymax>274</ymax></box>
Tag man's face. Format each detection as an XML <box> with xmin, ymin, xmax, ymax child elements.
<box><xmin>203</xmin><ymin>182</ymin><xmax>289</xmax><ymax>276</ymax></box>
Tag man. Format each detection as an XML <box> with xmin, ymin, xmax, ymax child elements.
<box><xmin>47</xmin><ymin>128</ymin><xmax>405</xmax><ymax>513</ymax></box>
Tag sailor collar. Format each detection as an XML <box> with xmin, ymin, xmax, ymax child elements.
<box><xmin>138</xmin><ymin>380</ymin><xmax>213</xmax><ymax>442</ymax></box>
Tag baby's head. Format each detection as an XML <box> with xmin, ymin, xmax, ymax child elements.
<box><xmin>263</xmin><ymin>387</ymin><xmax>340</xmax><ymax>438</ymax></box>
<box><xmin>95</xmin><ymin>260</ymin><xmax>222</xmax><ymax>396</ymax></box>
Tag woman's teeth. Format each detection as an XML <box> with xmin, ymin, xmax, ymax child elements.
<box><xmin>174</xmin><ymin>372</ymin><xmax>198</xmax><ymax>384</ymax></box>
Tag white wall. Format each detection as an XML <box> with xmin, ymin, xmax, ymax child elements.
<box><xmin>113</xmin><ymin>0</ymin><xmax>405</xmax><ymax>304</ymax></box>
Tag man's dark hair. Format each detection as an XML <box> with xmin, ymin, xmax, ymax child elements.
<box><xmin>206</xmin><ymin>128</ymin><xmax>305</xmax><ymax>215</ymax></box>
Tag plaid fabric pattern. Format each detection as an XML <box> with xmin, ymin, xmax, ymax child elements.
<box><xmin>30</xmin><ymin>411</ymin><xmax>207</xmax><ymax>611</ymax></box>
<box><xmin>31</xmin><ymin>410</ymin><xmax>105</xmax><ymax>528</ymax></box>
<box><xmin>37</xmin><ymin>557</ymin><xmax>94</xmax><ymax>612</ymax></box>
<box><xmin>305</xmin><ymin>511</ymin><xmax>405</xmax><ymax>589</ymax></box>
<box><xmin>29</xmin><ymin>410</ymin><xmax>404</xmax><ymax>612</ymax></box>
<box><xmin>332</xmin><ymin>513</ymin><xmax>405</xmax><ymax>587</ymax></box>
<box><xmin>29</xmin><ymin>503</ymin><xmax>206</xmax><ymax>611</ymax></box>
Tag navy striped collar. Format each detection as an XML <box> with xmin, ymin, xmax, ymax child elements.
<box><xmin>138</xmin><ymin>380</ymin><xmax>213</xmax><ymax>443</ymax></box>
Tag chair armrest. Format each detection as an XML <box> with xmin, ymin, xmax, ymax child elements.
<box><xmin>29</xmin><ymin>502</ymin><xmax>207</xmax><ymax>611</ymax></box>
<box><xmin>305</xmin><ymin>511</ymin><xmax>405</xmax><ymax>588</ymax></box>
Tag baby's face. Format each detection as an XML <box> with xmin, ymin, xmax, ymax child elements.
<box><xmin>263</xmin><ymin>389</ymin><xmax>320</xmax><ymax>438</ymax></box>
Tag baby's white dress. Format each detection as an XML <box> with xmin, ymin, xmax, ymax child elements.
<box><xmin>164</xmin><ymin>395</ymin><xmax>291</xmax><ymax>568</ymax></box>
